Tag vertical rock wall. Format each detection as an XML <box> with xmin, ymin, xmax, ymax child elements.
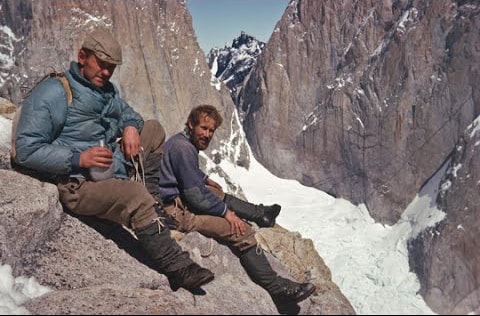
<box><xmin>240</xmin><ymin>0</ymin><xmax>480</xmax><ymax>224</ymax></box>
<box><xmin>409</xmin><ymin>118</ymin><xmax>480</xmax><ymax>315</ymax></box>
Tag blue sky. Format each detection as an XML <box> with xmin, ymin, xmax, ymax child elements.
<box><xmin>186</xmin><ymin>0</ymin><xmax>289</xmax><ymax>53</ymax></box>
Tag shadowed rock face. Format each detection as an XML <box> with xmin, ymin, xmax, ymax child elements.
<box><xmin>240</xmin><ymin>0</ymin><xmax>480</xmax><ymax>224</ymax></box>
<box><xmin>409</xmin><ymin>119</ymin><xmax>480</xmax><ymax>315</ymax></box>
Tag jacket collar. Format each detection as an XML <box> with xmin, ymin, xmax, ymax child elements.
<box><xmin>69</xmin><ymin>61</ymin><xmax>115</xmax><ymax>95</ymax></box>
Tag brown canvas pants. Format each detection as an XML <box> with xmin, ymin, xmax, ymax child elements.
<box><xmin>57</xmin><ymin>120</ymin><xmax>164</xmax><ymax>230</ymax></box>
<box><xmin>163</xmin><ymin>195</ymin><xmax>258</xmax><ymax>253</ymax></box>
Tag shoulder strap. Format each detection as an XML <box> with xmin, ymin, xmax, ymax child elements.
<box><xmin>50</xmin><ymin>72</ymin><xmax>72</xmax><ymax>106</ymax></box>
<box><xmin>11</xmin><ymin>71</ymin><xmax>72</xmax><ymax>160</ymax></box>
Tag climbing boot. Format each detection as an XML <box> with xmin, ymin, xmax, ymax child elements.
<box><xmin>260</xmin><ymin>204</ymin><xmax>282</xmax><ymax>227</ymax></box>
<box><xmin>135</xmin><ymin>219</ymin><xmax>214</xmax><ymax>291</ymax></box>
<box><xmin>224</xmin><ymin>194</ymin><xmax>281</xmax><ymax>228</ymax></box>
<box><xmin>269</xmin><ymin>277</ymin><xmax>317</xmax><ymax>304</ymax></box>
<box><xmin>167</xmin><ymin>262</ymin><xmax>215</xmax><ymax>291</ymax></box>
<box><xmin>239</xmin><ymin>247</ymin><xmax>316</xmax><ymax>304</ymax></box>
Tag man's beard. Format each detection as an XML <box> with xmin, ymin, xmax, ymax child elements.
<box><xmin>196</xmin><ymin>138</ymin><xmax>209</xmax><ymax>150</ymax></box>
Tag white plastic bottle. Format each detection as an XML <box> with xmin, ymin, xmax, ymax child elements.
<box><xmin>89</xmin><ymin>139</ymin><xmax>114</xmax><ymax>181</ymax></box>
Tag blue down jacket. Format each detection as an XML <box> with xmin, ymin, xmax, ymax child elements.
<box><xmin>14</xmin><ymin>61</ymin><xmax>144</xmax><ymax>179</ymax></box>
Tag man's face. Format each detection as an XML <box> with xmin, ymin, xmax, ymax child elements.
<box><xmin>188</xmin><ymin>114</ymin><xmax>217</xmax><ymax>151</ymax></box>
<box><xmin>78</xmin><ymin>49</ymin><xmax>116</xmax><ymax>88</ymax></box>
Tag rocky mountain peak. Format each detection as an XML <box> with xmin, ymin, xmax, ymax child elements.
<box><xmin>207</xmin><ymin>31</ymin><xmax>265</xmax><ymax>102</ymax></box>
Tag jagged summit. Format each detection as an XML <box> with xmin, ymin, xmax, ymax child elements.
<box><xmin>207</xmin><ymin>31</ymin><xmax>264</xmax><ymax>100</ymax></box>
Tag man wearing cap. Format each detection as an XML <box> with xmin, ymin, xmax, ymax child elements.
<box><xmin>13</xmin><ymin>27</ymin><xmax>214</xmax><ymax>292</ymax></box>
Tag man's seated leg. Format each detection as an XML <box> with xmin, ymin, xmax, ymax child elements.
<box><xmin>57</xmin><ymin>178</ymin><xmax>214</xmax><ymax>292</ymax></box>
<box><xmin>134</xmin><ymin>214</ymin><xmax>214</xmax><ymax>291</ymax></box>
<box><xmin>174</xmin><ymin>202</ymin><xmax>316</xmax><ymax>306</ymax></box>
<box><xmin>138</xmin><ymin>119</ymin><xmax>165</xmax><ymax>203</ymax></box>
<box><xmin>239</xmin><ymin>246</ymin><xmax>316</xmax><ymax>305</ymax></box>
<box><xmin>224</xmin><ymin>193</ymin><xmax>281</xmax><ymax>228</ymax></box>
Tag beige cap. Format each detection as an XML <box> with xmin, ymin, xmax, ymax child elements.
<box><xmin>82</xmin><ymin>28</ymin><xmax>123</xmax><ymax>65</ymax></box>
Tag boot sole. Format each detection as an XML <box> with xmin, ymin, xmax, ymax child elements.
<box><xmin>292</xmin><ymin>283</ymin><xmax>316</xmax><ymax>303</ymax></box>
<box><xmin>258</xmin><ymin>205</ymin><xmax>281</xmax><ymax>227</ymax></box>
<box><xmin>273</xmin><ymin>283</ymin><xmax>317</xmax><ymax>305</ymax></box>
<box><xmin>185</xmin><ymin>273</ymin><xmax>215</xmax><ymax>290</ymax></box>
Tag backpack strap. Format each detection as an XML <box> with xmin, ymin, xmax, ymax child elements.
<box><xmin>11</xmin><ymin>71</ymin><xmax>72</xmax><ymax>160</ymax></box>
<box><xmin>49</xmin><ymin>72</ymin><xmax>73</xmax><ymax>106</ymax></box>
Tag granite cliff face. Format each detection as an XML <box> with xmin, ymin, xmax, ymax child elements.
<box><xmin>408</xmin><ymin>118</ymin><xmax>480</xmax><ymax>315</ymax></box>
<box><xmin>236</xmin><ymin>1</ymin><xmax>480</xmax><ymax>313</ymax></box>
<box><xmin>240</xmin><ymin>0</ymin><xmax>480</xmax><ymax>225</ymax></box>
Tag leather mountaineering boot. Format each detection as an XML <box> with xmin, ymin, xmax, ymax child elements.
<box><xmin>224</xmin><ymin>194</ymin><xmax>281</xmax><ymax>228</ymax></box>
<box><xmin>135</xmin><ymin>219</ymin><xmax>214</xmax><ymax>291</ymax></box>
<box><xmin>259</xmin><ymin>204</ymin><xmax>282</xmax><ymax>227</ymax></box>
<box><xmin>268</xmin><ymin>277</ymin><xmax>317</xmax><ymax>305</ymax></box>
<box><xmin>239</xmin><ymin>247</ymin><xmax>316</xmax><ymax>304</ymax></box>
<box><xmin>167</xmin><ymin>262</ymin><xmax>215</xmax><ymax>291</ymax></box>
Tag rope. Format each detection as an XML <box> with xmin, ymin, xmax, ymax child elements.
<box><xmin>130</xmin><ymin>147</ymin><xmax>146</xmax><ymax>186</ymax></box>
<box><xmin>256</xmin><ymin>244</ymin><xmax>263</xmax><ymax>255</ymax></box>
<box><xmin>153</xmin><ymin>217</ymin><xmax>165</xmax><ymax>232</ymax></box>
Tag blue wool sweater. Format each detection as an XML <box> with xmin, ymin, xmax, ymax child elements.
<box><xmin>158</xmin><ymin>131</ymin><xmax>227</xmax><ymax>217</ymax></box>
